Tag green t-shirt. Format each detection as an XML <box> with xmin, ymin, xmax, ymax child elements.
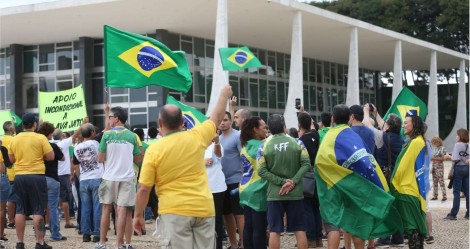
<box><xmin>318</xmin><ymin>127</ymin><xmax>330</xmax><ymax>144</ymax></box>
<box><xmin>258</xmin><ymin>134</ymin><xmax>310</xmax><ymax>201</ymax></box>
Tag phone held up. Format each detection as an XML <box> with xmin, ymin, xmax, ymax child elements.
<box><xmin>295</xmin><ymin>98</ymin><xmax>301</xmax><ymax>110</ymax></box>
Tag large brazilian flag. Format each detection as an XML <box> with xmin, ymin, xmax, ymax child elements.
<box><xmin>239</xmin><ymin>139</ymin><xmax>267</xmax><ymax>212</ymax></box>
<box><xmin>166</xmin><ymin>95</ymin><xmax>207</xmax><ymax>130</ymax></box>
<box><xmin>390</xmin><ymin>135</ymin><xmax>427</xmax><ymax>236</ymax></box>
<box><xmin>315</xmin><ymin>124</ymin><xmax>402</xmax><ymax>240</ymax></box>
<box><xmin>104</xmin><ymin>25</ymin><xmax>192</xmax><ymax>92</ymax></box>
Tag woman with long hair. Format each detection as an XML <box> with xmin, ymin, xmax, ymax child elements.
<box><xmin>390</xmin><ymin>112</ymin><xmax>427</xmax><ymax>249</ymax></box>
<box><xmin>239</xmin><ymin>116</ymin><xmax>268</xmax><ymax>249</ymax></box>
<box><xmin>444</xmin><ymin>128</ymin><xmax>469</xmax><ymax>220</ymax></box>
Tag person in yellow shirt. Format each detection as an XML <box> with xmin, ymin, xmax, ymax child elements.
<box><xmin>2</xmin><ymin>121</ymin><xmax>16</xmax><ymax>229</ymax></box>
<box><xmin>133</xmin><ymin>85</ymin><xmax>233</xmax><ymax>249</ymax></box>
<box><xmin>8</xmin><ymin>113</ymin><xmax>54</xmax><ymax>249</ymax></box>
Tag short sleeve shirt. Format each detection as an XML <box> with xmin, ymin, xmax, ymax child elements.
<box><xmin>9</xmin><ymin>132</ymin><xmax>53</xmax><ymax>175</ymax></box>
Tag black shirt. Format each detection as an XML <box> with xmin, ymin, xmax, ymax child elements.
<box><xmin>45</xmin><ymin>142</ymin><xmax>64</xmax><ymax>181</ymax></box>
<box><xmin>299</xmin><ymin>130</ymin><xmax>320</xmax><ymax>168</ymax></box>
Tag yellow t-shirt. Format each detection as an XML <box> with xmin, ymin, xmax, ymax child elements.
<box><xmin>9</xmin><ymin>132</ymin><xmax>53</xmax><ymax>175</ymax></box>
<box><xmin>2</xmin><ymin>135</ymin><xmax>15</xmax><ymax>181</ymax></box>
<box><xmin>139</xmin><ymin>120</ymin><xmax>216</xmax><ymax>218</ymax></box>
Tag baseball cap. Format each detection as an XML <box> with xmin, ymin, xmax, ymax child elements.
<box><xmin>22</xmin><ymin>113</ymin><xmax>37</xmax><ymax>125</ymax></box>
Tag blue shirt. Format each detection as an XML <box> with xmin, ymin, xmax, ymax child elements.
<box><xmin>219</xmin><ymin>129</ymin><xmax>242</xmax><ymax>184</ymax></box>
<box><xmin>351</xmin><ymin>125</ymin><xmax>376</xmax><ymax>154</ymax></box>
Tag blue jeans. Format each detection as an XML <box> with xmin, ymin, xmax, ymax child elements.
<box><xmin>450</xmin><ymin>164</ymin><xmax>469</xmax><ymax>217</ymax></box>
<box><xmin>46</xmin><ymin>176</ymin><xmax>63</xmax><ymax>240</ymax></box>
<box><xmin>80</xmin><ymin>179</ymin><xmax>102</xmax><ymax>236</ymax></box>
<box><xmin>0</xmin><ymin>175</ymin><xmax>10</xmax><ymax>202</ymax></box>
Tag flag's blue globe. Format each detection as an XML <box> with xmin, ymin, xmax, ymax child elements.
<box><xmin>183</xmin><ymin>114</ymin><xmax>196</xmax><ymax>129</ymax></box>
<box><xmin>240</xmin><ymin>154</ymin><xmax>252</xmax><ymax>185</ymax></box>
<box><xmin>137</xmin><ymin>46</ymin><xmax>164</xmax><ymax>71</ymax></box>
<box><xmin>234</xmin><ymin>51</ymin><xmax>248</xmax><ymax>64</ymax></box>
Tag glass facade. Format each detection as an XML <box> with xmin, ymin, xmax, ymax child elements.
<box><xmin>0</xmin><ymin>30</ymin><xmax>377</xmax><ymax>130</ymax></box>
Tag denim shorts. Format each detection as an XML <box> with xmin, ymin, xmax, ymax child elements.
<box><xmin>0</xmin><ymin>175</ymin><xmax>11</xmax><ymax>202</ymax></box>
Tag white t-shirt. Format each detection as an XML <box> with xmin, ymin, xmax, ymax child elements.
<box><xmin>52</xmin><ymin>136</ymin><xmax>73</xmax><ymax>176</ymax></box>
<box><xmin>204</xmin><ymin>143</ymin><xmax>227</xmax><ymax>193</ymax></box>
<box><xmin>99</xmin><ymin>128</ymin><xmax>141</xmax><ymax>181</ymax></box>
<box><xmin>73</xmin><ymin>140</ymin><xmax>104</xmax><ymax>181</ymax></box>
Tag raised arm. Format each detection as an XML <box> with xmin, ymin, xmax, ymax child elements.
<box><xmin>209</xmin><ymin>85</ymin><xmax>233</xmax><ymax>126</ymax></box>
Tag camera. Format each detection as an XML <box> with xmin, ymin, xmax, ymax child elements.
<box><xmin>295</xmin><ymin>98</ymin><xmax>301</xmax><ymax>110</ymax></box>
<box><xmin>368</xmin><ymin>103</ymin><xmax>374</xmax><ymax>112</ymax></box>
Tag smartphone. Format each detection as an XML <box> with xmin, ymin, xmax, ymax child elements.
<box><xmin>295</xmin><ymin>98</ymin><xmax>301</xmax><ymax>110</ymax></box>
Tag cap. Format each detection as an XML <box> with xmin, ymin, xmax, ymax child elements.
<box><xmin>405</xmin><ymin>109</ymin><xmax>418</xmax><ymax>117</ymax></box>
<box><xmin>349</xmin><ymin>105</ymin><xmax>364</xmax><ymax>117</ymax></box>
<box><xmin>22</xmin><ymin>113</ymin><xmax>37</xmax><ymax>125</ymax></box>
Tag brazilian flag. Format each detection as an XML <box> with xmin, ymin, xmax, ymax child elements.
<box><xmin>0</xmin><ymin>111</ymin><xmax>22</xmax><ymax>136</ymax></box>
<box><xmin>104</xmin><ymin>25</ymin><xmax>192</xmax><ymax>92</ymax></box>
<box><xmin>239</xmin><ymin>139</ymin><xmax>267</xmax><ymax>212</ymax></box>
<box><xmin>384</xmin><ymin>87</ymin><xmax>428</xmax><ymax>123</ymax></box>
<box><xmin>390</xmin><ymin>135</ymin><xmax>427</xmax><ymax>236</ymax></box>
<box><xmin>219</xmin><ymin>46</ymin><xmax>262</xmax><ymax>71</ymax></box>
<box><xmin>166</xmin><ymin>95</ymin><xmax>206</xmax><ymax>130</ymax></box>
<box><xmin>315</xmin><ymin>124</ymin><xmax>403</xmax><ymax>240</ymax></box>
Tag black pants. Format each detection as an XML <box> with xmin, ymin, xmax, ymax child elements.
<box><xmin>243</xmin><ymin>206</ymin><xmax>268</xmax><ymax>249</ymax></box>
<box><xmin>213</xmin><ymin>192</ymin><xmax>225</xmax><ymax>249</ymax></box>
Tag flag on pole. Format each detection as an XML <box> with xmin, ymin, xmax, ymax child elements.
<box><xmin>10</xmin><ymin>112</ymin><xmax>22</xmax><ymax>127</ymax></box>
<box><xmin>384</xmin><ymin>87</ymin><xmax>428</xmax><ymax>121</ymax></box>
<box><xmin>166</xmin><ymin>95</ymin><xmax>207</xmax><ymax>129</ymax></box>
<box><xmin>219</xmin><ymin>46</ymin><xmax>262</xmax><ymax>71</ymax></box>
<box><xmin>0</xmin><ymin>111</ymin><xmax>21</xmax><ymax>136</ymax></box>
<box><xmin>104</xmin><ymin>25</ymin><xmax>192</xmax><ymax>92</ymax></box>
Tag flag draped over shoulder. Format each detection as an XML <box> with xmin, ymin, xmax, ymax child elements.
<box><xmin>239</xmin><ymin>139</ymin><xmax>267</xmax><ymax>212</ymax></box>
<box><xmin>390</xmin><ymin>135</ymin><xmax>427</xmax><ymax>236</ymax></box>
<box><xmin>384</xmin><ymin>87</ymin><xmax>428</xmax><ymax>122</ymax></box>
<box><xmin>166</xmin><ymin>95</ymin><xmax>206</xmax><ymax>129</ymax></box>
<box><xmin>219</xmin><ymin>46</ymin><xmax>262</xmax><ymax>71</ymax></box>
<box><xmin>104</xmin><ymin>25</ymin><xmax>192</xmax><ymax>92</ymax></box>
<box><xmin>315</xmin><ymin>124</ymin><xmax>402</xmax><ymax>240</ymax></box>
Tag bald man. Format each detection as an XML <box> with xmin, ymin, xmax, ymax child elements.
<box><xmin>233</xmin><ymin>109</ymin><xmax>251</xmax><ymax>129</ymax></box>
<box><xmin>134</xmin><ymin>85</ymin><xmax>233</xmax><ymax>249</ymax></box>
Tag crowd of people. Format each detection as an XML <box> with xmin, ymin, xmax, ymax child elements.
<box><xmin>0</xmin><ymin>85</ymin><xmax>468</xmax><ymax>249</ymax></box>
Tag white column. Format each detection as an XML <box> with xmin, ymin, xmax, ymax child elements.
<box><xmin>444</xmin><ymin>60</ymin><xmax>468</xmax><ymax>150</ymax></box>
<box><xmin>206</xmin><ymin>0</ymin><xmax>228</xmax><ymax>116</ymax></box>
<box><xmin>392</xmin><ymin>40</ymin><xmax>403</xmax><ymax>101</ymax></box>
<box><xmin>284</xmin><ymin>11</ymin><xmax>303</xmax><ymax>129</ymax></box>
<box><xmin>345</xmin><ymin>27</ymin><xmax>359</xmax><ymax>106</ymax></box>
<box><xmin>425</xmin><ymin>51</ymin><xmax>439</xmax><ymax>138</ymax></box>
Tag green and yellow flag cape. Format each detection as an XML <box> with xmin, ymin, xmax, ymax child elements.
<box><xmin>239</xmin><ymin>139</ymin><xmax>267</xmax><ymax>212</ymax></box>
<box><xmin>315</xmin><ymin>124</ymin><xmax>402</xmax><ymax>240</ymax></box>
<box><xmin>390</xmin><ymin>135</ymin><xmax>427</xmax><ymax>236</ymax></box>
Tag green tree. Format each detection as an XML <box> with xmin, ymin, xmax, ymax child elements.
<box><xmin>310</xmin><ymin>0</ymin><xmax>469</xmax><ymax>54</ymax></box>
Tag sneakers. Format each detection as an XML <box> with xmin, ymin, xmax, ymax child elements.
<box><xmin>425</xmin><ymin>236</ymin><xmax>434</xmax><ymax>244</ymax></box>
<box><xmin>35</xmin><ymin>242</ymin><xmax>52</xmax><ymax>249</ymax></box>
<box><xmin>93</xmin><ymin>243</ymin><xmax>107</xmax><ymax>249</ymax></box>
<box><xmin>7</xmin><ymin>223</ymin><xmax>15</xmax><ymax>229</ymax></box>
<box><xmin>16</xmin><ymin>242</ymin><xmax>25</xmax><ymax>249</ymax></box>
<box><xmin>120</xmin><ymin>245</ymin><xmax>134</xmax><ymax>249</ymax></box>
<box><xmin>430</xmin><ymin>197</ymin><xmax>438</xmax><ymax>200</ymax></box>
<box><xmin>92</xmin><ymin>236</ymin><xmax>100</xmax><ymax>243</ymax></box>
<box><xmin>64</xmin><ymin>223</ymin><xmax>77</xmax><ymax>229</ymax></box>
<box><xmin>83</xmin><ymin>234</ymin><xmax>92</xmax><ymax>242</ymax></box>
<box><xmin>444</xmin><ymin>214</ymin><xmax>457</xmax><ymax>220</ymax></box>
<box><xmin>374</xmin><ymin>239</ymin><xmax>390</xmax><ymax>248</ymax></box>
<box><xmin>50</xmin><ymin>236</ymin><xmax>67</xmax><ymax>242</ymax></box>
<box><xmin>442</xmin><ymin>197</ymin><xmax>447</xmax><ymax>201</ymax></box>
<box><xmin>390</xmin><ymin>242</ymin><xmax>405</xmax><ymax>247</ymax></box>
